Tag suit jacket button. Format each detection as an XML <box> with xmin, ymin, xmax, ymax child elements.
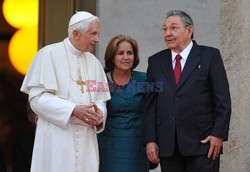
<box><xmin>174</xmin><ymin>97</ymin><xmax>179</xmax><ymax>101</ymax></box>
<box><xmin>172</xmin><ymin>117</ymin><xmax>175</xmax><ymax>121</ymax></box>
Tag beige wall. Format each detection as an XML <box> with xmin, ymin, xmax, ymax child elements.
<box><xmin>38</xmin><ymin>0</ymin><xmax>96</xmax><ymax>48</ymax></box>
<box><xmin>220</xmin><ymin>0</ymin><xmax>250</xmax><ymax>171</ymax></box>
<box><xmin>38</xmin><ymin>0</ymin><xmax>74</xmax><ymax>48</ymax></box>
<box><xmin>97</xmin><ymin>0</ymin><xmax>220</xmax><ymax>72</ymax></box>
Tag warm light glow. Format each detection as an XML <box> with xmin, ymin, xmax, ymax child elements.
<box><xmin>2</xmin><ymin>0</ymin><xmax>38</xmax><ymax>28</ymax></box>
<box><xmin>2</xmin><ymin>0</ymin><xmax>38</xmax><ymax>75</ymax></box>
<box><xmin>9</xmin><ymin>28</ymin><xmax>38</xmax><ymax>75</ymax></box>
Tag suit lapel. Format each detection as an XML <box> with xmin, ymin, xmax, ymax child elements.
<box><xmin>160</xmin><ymin>50</ymin><xmax>176</xmax><ymax>91</ymax></box>
<box><xmin>177</xmin><ymin>41</ymin><xmax>202</xmax><ymax>90</ymax></box>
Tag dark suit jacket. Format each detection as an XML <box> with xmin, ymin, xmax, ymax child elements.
<box><xmin>143</xmin><ymin>41</ymin><xmax>231</xmax><ymax>157</ymax></box>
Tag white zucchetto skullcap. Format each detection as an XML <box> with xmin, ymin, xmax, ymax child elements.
<box><xmin>68</xmin><ymin>11</ymin><xmax>94</xmax><ymax>26</ymax></box>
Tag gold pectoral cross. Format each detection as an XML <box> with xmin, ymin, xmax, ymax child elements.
<box><xmin>76</xmin><ymin>75</ymin><xmax>86</xmax><ymax>94</ymax></box>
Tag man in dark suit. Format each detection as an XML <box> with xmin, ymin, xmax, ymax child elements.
<box><xmin>143</xmin><ymin>10</ymin><xmax>231</xmax><ymax>172</ymax></box>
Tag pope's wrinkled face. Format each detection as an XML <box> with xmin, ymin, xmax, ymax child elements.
<box><xmin>74</xmin><ymin>22</ymin><xmax>99</xmax><ymax>52</ymax></box>
<box><xmin>163</xmin><ymin>16</ymin><xmax>193</xmax><ymax>53</ymax></box>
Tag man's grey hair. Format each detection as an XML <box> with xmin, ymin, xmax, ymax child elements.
<box><xmin>68</xmin><ymin>16</ymin><xmax>99</xmax><ymax>38</ymax></box>
<box><xmin>166</xmin><ymin>10</ymin><xmax>193</xmax><ymax>27</ymax></box>
<box><xmin>166</xmin><ymin>10</ymin><xmax>194</xmax><ymax>38</ymax></box>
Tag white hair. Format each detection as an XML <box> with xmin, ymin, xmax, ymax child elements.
<box><xmin>68</xmin><ymin>16</ymin><xmax>99</xmax><ymax>38</ymax></box>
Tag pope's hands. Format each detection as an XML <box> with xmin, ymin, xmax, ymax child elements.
<box><xmin>146</xmin><ymin>142</ymin><xmax>160</xmax><ymax>165</ymax></box>
<box><xmin>72</xmin><ymin>104</ymin><xmax>103</xmax><ymax>126</ymax></box>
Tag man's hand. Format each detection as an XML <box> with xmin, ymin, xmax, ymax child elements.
<box><xmin>72</xmin><ymin>104</ymin><xmax>103</xmax><ymax>126</ymax></box>
<box><xmin>146</xmin><ymin>142</ymin><xmax>160</xmax><ymax>164</ymax></box>
<box><xmin>201</xmin><ymin>135</ymin><xmax>223</xmax><ymax>160</ymax></box>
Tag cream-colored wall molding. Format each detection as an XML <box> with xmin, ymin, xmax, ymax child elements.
<box><xmin>38</xmin><ymin>0</ymin><xmax>74</xmax><ymax>48</ymax></box>
<box><xmin>38</xmin><ymin>0</ymin><xmax>96</xmax><ymax>49</ymax></box>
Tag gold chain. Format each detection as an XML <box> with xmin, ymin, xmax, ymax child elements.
<box><xmin>63</xmin><ymin>41</ymin><xmax>90</xmax><ymax>94</ymax></box>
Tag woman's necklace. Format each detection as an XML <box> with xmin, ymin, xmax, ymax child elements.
<box><xmin>63</xmin><ymin>42</ymin><xmax>88</xmax><ymax>94</ymax></box>
<box><xmin>111</xmin><ymin>70</ymin><xmax>132</xmax><ymax>86</ymax></box>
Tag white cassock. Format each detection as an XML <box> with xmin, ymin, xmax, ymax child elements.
<box><xmin>21</xmin><ymin>38</ymin><xmax>111</xmax><ymax>172</ymax></box>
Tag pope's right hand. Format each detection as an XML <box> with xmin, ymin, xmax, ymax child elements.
<box><xmin>72</xmin><ymin>104</ymin><xmax>102</xmax><ymax>126</ymax></box>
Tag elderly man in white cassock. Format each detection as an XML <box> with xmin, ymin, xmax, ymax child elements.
<box><xmin>20</xmin><ymin>11</ymin><xmax>111</xmax><ymax>172</ymax></box>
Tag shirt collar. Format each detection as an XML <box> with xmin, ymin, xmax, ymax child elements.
<box><xmin>65</xmin><ymin>38</ymin><xmax>83</xmax><ymax>56</ymax></box>
<box><xmin>171</xmin><ymin>41</ymin><xmax>193</xmax><ymax>62</ymax></box>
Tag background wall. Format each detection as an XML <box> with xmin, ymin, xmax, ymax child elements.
<box><xmin>1</xmin><ymin>0</ymin><xmax>250</xmax><ymax>171</ymax></box>
<box><xmin>220</xmin><ymin>0</ymin><xmax>250</xmax><ymax>171</ymax></box>
<box><xmin>97</xmin><ymin>0</ymin><xmax>220</xmax><ymax>72</ymax></box>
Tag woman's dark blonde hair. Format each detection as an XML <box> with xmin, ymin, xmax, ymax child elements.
<box><xmin>104</xmin><ymin>34</ymin><xmax>139</xmax><ymax>72</ymax></box>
